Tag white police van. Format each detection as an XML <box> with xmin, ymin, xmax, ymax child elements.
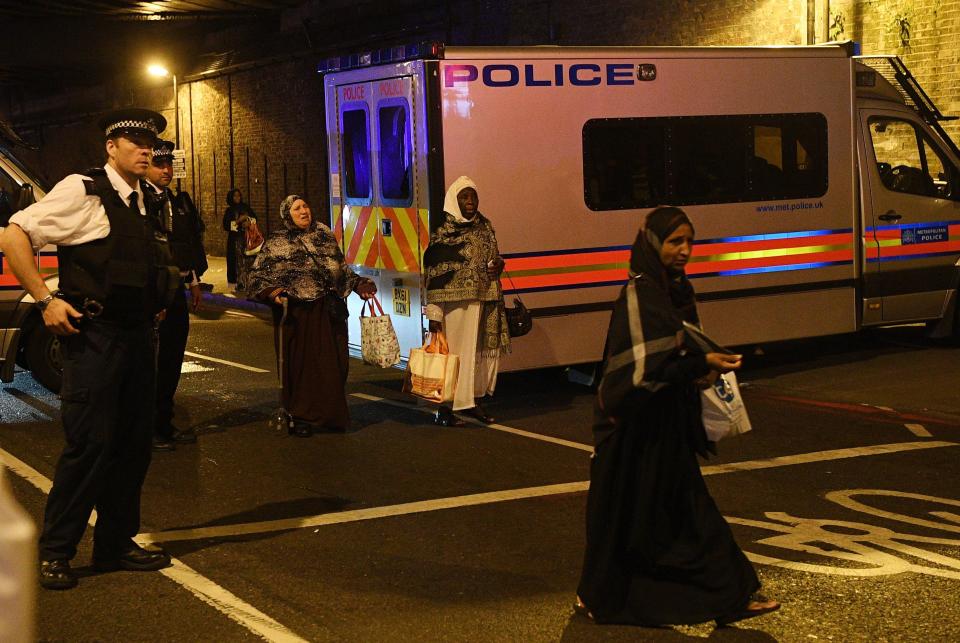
<box><xmin>321</xmin><ymin>42</ymin><xmax>960</xmax><ymax>371</ymax></box>
<box><xmin>0</xmin><ymin>124</ymin><xmax>58</xmax><ymax>391</ymax></box>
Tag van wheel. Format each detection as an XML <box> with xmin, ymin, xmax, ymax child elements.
<box><xmin>24</xmin><ymin>325</ymin><xmax>62</xmax><ymax>393</ymax></box>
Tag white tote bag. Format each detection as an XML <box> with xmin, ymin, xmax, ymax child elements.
<box><xmin>403</xmin><ymin>332</ymin><xmax>459</xmax><ymax>403</ymax></box>
<box><xmin>359</xmin><ymin>296</ymin><xmax>401</xmax><ymax>368</ymax></box>
<box><xmin>700</xmin><ymin>372</ymin><xmax>752</xmax><ymax>441</ymax></box>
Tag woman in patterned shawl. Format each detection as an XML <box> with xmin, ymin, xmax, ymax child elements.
<box><xmin>247</xmin><ymin>195</ymin><xmax>376</xmax><ymax>436</ymax></box>
<box><xmin>575</xmin><ymin>206</ymin><xmax>779</xmax><ymax>627</ymax></box>
<box><xmin>424</xmin><ymin>176</ymin><xmax>510</xmax><ymax>426</ymax></box>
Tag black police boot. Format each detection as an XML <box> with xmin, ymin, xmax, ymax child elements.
<box><xmin>39</xmin><ymin>559</ymin><xmax>78</xmax><ymax>590</ymax></box>
<box><xmin>93</xmin><ymin>542</ymin><xmax>171</xmax><ymax>572</ymax></box>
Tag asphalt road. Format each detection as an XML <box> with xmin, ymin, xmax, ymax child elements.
<box><xmin>2</xmin><ymin>306</ymin><xmax>959</xmax><ymax>642</ymax></box>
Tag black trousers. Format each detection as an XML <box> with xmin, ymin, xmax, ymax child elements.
<box><xmin>39</xmin><ymin>319</ymin><xmax>155</xmax><ymax>561</ymax></box>
<box><xmin>156</xmin><ymin>289</ymin><xmax>189</xmax><ymax>437</ymax></box>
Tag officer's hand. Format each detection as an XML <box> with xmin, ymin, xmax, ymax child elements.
<box><xmin>156</xmin><ymin>309</ymin><xmax>167</xmax><ymax>323</ymax></box>
<box><xmin>189</xmin><ymin>284</ymin><xmax>203</xmax><ymax>311</ymax></box>
<box><xmin>43</xmin><ymin>298</ymin><xmax>83</xmax><ymax>336</ymax></box>
<box><xmin>705</xmin><ymin>352</ymin><xmax>742</xmax><ymax>373</ymax></box>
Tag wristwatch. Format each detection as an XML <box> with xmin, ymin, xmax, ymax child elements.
<box><xmin>35</xmin><ymin>293</ymin><xmax>56</xmax><ymax>312</ymax></box>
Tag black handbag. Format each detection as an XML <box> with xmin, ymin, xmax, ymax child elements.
<box><xmin>503</xmin><ymin>271</ymin><xmax>533</xmax><ymax>338</ymax></box>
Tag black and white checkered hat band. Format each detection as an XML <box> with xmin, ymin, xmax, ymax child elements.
<box><xmin>104</xmin><ymin>120</ymin><xmax>159</xmax><ymax>136</ymax></box>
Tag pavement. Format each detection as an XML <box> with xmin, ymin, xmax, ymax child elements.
<box><xmin>197</xmin><ymin>254</ymin><xmax>270</xmax><ymax>315</ymax></box>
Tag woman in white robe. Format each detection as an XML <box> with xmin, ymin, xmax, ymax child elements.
<box><xmin>423</xmin><ymin>176</ymin><xmax>511</xmax><ymax>426</ymax></box>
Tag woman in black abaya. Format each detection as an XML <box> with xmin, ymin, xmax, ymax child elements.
<box><xmin>576</xmin><ymin>206</ymin><xmax>779</xmax><ymax>627</ymax></box>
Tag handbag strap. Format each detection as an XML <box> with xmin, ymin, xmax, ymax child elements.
<box><xmin>424</xmin><ymin>330</ymin><xmax>449</xmax><ymax>355</ymax></box>
<box><xmin>361</xmin><ymin>295</ymin><xmax>386</xmax><ymax>318</ymax></box>
<box><xmin>502</xmin><ymin>270</ymin><xmax>525</xmax><ymax>306</ymax></box>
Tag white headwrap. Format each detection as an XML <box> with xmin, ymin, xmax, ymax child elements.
<box><xmin>442</xmin><ymin>175</ymin><xmax>479</xmax><ymax>223</ymax></box>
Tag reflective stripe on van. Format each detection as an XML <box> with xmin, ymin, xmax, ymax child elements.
<box><xmin>502</xmin><ymin>228</ymin><xmax>856</xmax><ymax>294</ymax></box>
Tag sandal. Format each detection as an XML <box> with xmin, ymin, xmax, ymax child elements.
<box><xmin>573</xmin><ymin>596</ymin><xmax>594</xmax><ymax>620</ymax></box>
<box><xmin>716</xmin><ymin>593</ymin><xmax>780</xmax><ymax>627</ymax></box>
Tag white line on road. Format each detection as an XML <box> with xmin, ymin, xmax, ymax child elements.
<box><xmin>183</xmin><ymin>351</ymin><xmax>269</xmax><ymax>373</ymax></box>
<box><xmin>139</xmin><ymin>440</ymin><xmax>957</xmax><ymax>544</ymax></box>
<box><xmin>0</xmin><ymin>447</ymin><xmax>305</xmax><ymax>643</ymax></box>
<box><xmin>904</xmin><ymin>423</ymin><xmax>933</xmax><ymax>438</ymax></box>
<box><xmin>350</xmin><ymin>392</ymin><xmax>594</xmax><ymax>452</ymax></box>
<box><xmin>139</xmin><ymin>481</ymin><xmax>590</xmax><ymax>544</ymax></box>
<box><xmin>701</xmin><ymin>440</ymin><xmax>953</xmax><ymax>475</ymax></box>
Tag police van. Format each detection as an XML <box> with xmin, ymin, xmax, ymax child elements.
<box><xmin>0</xmin><ymin>125</ymin><xmax>57</xmax><ymax>390</ymax></box>
<box><xmin>322</xmin><ymin>42</ymin><xmax>960</xmax><ymax>371</ymax></box>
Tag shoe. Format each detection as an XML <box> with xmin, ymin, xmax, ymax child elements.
<box><xmin>716</xmin><ymin>593</ymin><xmax>781</xmax><ymax>626</ymax></box>
<box><xmin>152</xmin><ymin>436</ymin><xmax>176</xmax><ymax>452</ymax></box>
<box><xmin>292</xmin><ymin>422</ymin><xmax>313</xmax><ymax>438</ymax></box>
<box><xmin>573</xmin><ymin>596</ymin><xmax>593</xmax><ymax>620</ymax></box>
<box><xmin>464</xmin><ymin>404</ymin><xmax>495</xmax><ymax>424</ymax></box>
<box><xmin>434</xmin><ymin>409</ymin><xmax>465</xmax><ymax>427</ymax></box>
<box><xmin>39</xmin><ymin>559</ymin><xmax>78</xmax><ymax>590</ymax></box>
<box><xmin>172</xmin><ymin>427</ymin><xmax>197</xmax><ymax>444</ymax></box>
<box><xmin>93</xmin><ymin>543</ymin><xmax>171</xmax><ymax>572</ymax></box>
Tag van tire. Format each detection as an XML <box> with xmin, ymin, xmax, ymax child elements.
<box><xmin>24</xmin><ymin>325</ymin><xmax>62</xmax><ymax>393</ymax></box>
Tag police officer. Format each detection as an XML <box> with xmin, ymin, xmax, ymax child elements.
<box><xmin>145</xmin><ymin>139</ymin><xmax>206</xmax><ymax>451</ymax></box>
<box><xmin>0</xmin><ymin>108</ymin><xmax>179</xmax><ymax>590</ymax></box>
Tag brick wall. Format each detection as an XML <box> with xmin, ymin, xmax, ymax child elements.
<box><xmin>4</xmin><ymin>0</ymin><xmax>960</xmax><ymax>257</ymax></box>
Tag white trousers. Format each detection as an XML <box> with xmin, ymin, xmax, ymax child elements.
<box><xmin>441</xmin><ymin>301</ymin><xmax>500</xmax><ymax>411</ymax></box>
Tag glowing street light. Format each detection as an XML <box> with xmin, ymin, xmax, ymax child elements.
<box><xmin>147</xmin><ymin>63</ymin><xmax>170</xmax><ymax>78</ymax></box>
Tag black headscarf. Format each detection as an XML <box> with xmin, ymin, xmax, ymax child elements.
<box><xmin>226</xmin><ymin>188</ymin><xmax>242</xmax><ymax>207</ymax></box>
<box><xmin>629</xmin><ymin>206</ymin><xmax>699</xmax><ymax>325</ymax></box>
<box><xmin>596</xmin><ymin>206</ymin><xmax>702</xmax><ymax>422</ymax></box>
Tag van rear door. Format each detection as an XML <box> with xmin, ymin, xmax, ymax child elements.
<box><xmin>326</xmin><ymin>64</ymin><xmax>431</xmax><ymax>360</ymax></box>
<box><xmin>858</xmin><ymin>108</ymin><xmax>960</xmax><ymax>322</ymax></box>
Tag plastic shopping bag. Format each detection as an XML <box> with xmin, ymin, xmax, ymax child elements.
<box><xmin>701</xmin><ymin>371</ymin><xmax>752</xmax><ymax>441</ymax></box>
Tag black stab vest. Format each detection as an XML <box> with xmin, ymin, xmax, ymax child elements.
<box><xmin>56</xmin><ymin>168</ymin><xmax>180</xmax><ymax>322</ymax></box>
<box><xmin>150</xmin><ymin>186</ymin><xmax>202</xmax><ymax>272</ymax></box>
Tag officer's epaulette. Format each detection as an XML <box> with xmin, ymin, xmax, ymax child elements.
<box><xmin>82</xmin><ymin>167</ymin><xmax>108</xmax><ymax>196</ymax></box>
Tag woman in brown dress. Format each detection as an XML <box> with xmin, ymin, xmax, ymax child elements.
<box><xmin>247</xmin><ymin>195</ymin><xmax>376</xmax><ymax>436</ymax></box>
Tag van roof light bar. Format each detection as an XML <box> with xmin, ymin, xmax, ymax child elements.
<box><xmin>318</xmin><ymin>41</ymin><xmax>444</xmax><ymax>74</ymax></box>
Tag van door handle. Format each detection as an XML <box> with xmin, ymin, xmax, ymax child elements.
<box><xmin>878</xmin><ymin>210</ymin><xmax>903</xmax><ymax>222</ymax></box>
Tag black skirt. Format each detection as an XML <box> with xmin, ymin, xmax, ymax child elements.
<box><xmin>577</xmin><ymin>385</ymin><xmax>760</xmax><ymax>625</ymax></box>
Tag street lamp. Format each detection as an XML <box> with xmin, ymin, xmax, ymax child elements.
<box><xmin>147</xmin><ymin>63</ymin><xmax>178</xmax><ymax>149</ymax></box>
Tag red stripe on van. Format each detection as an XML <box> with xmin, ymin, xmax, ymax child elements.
<box><xmin>345</xmin><ymin>206</ymin><xmax>373</xmax><ymax>263</ymax></box>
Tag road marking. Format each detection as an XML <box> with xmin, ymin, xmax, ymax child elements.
<box><xmin>225</xmin><ymin>310</ymin><xmax>255</xmax><ymax>318</ymax></box>
<box><xmin>183</xmin><ymin>351</ymin><xmax>269</xmax><ymax>373</ymax></box>
<box><xmin>0</xmin><ymin>447</ymin><xmax>305</xmax><ymax>643</ymax></box>
<box><xmin>138</xmin><ymin>441</ymin><xmax>958</xmax><ymax>544</ymax></box>
<box><xmin>139</xmin><ymin>481</ymin><xmax>590</xmax><ymax>544</ymax></box>
<box><xmin>702</xmin><ymin>441</ymin><xmax>954</xmax><ymax>475</ymax></box>
<box><xmin>350</xmin><ymin>392</ymin><xmax>594</xmax><ymax>452</ymax></box>
<box><xmin>904</xmin><ymin>423</ymin><xmax>932</xmax><ymax>438</ymax></box>
<box><xmin>181</xmin><ymin>361</ymin><xmax>215</xmax><ymax>374</ymax></box>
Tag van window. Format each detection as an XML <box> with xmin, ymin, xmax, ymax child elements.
<box><xmin>869</xmin><ymin>117</ymin><xmax>958</xmax><ymax>199</ymax></box>
<box><xmin>583</xmin><ymin>113</ymin><xmax>828</xmax><ymax>210</ymax></box>
<box><xmin>341</xmin><ymin>108</ymin><xmax>371</xmax><ymax>200</ymax></box>
<box><xmin>378</xmin><ymin>101</ymin><xmax>412</xmax><ymax>204</ymax></box>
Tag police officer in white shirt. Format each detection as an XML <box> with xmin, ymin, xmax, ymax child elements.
<box><xmin>145</xmin><ymin>139</ymin><xmax>206</xmax><ymax>451</ymax></box>
<box><xmin>0</xmin><ymin>108</ymin><xmax>179</xmax><ymax>590</ymax></box>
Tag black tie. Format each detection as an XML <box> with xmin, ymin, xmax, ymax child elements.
<box><xmin>129</xmin><ymin>191</ymin><xmax>140</xmax><ymax>215</ymax></box>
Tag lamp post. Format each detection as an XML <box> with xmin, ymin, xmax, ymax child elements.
<box><xmin>147</xmin><ymin>64</ymin><xmax>178</xmax><ymax>147</ymax></box>
<box><xmin>147</xmin><ymin>63</ymin><xmax>179</xmax><ymax>188</ymax></box>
